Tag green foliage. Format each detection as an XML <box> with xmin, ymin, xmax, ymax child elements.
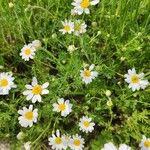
<box><xmin>0</xmin><ymin>0</ymin><xmax>150</xmax><ymax>149</ymax></box>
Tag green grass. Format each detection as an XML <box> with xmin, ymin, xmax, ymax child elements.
<box><xmin>0</xmin><ymin>0</ymin><xmax>150</xmax><ymax>149</ymax></box>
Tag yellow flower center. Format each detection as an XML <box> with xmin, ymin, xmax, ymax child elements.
<box><xmin>24</xmin><ymin>111</ymin><xmax>33</xmax><ymax>120</ymax></box>
<box><xmin>0</xmin><ymin>79</ymin><xmax>8</xmax><ymax>87</ymax></box>
<box><xmin>80</xmin><ymin>0</ymin><xmax>90</xmax><ymax>8</ymax></box>
<box><xmin>131</xmin><ymin>75</ymin><xmax>140</xmax><ymax>84</ymax></box>
<box><xmin>24</xmin><ymin>48</ymin><xmax>31</xmax><ymax>56</ymax></box>
<box><xmin>83</xmin><ymin>121</ymin><xmax>90</xmax><ymax>128</ymax></box>
<box><xmin>55</xmin><ymin>137</ymin><xmax>62</xmax><ymax>144</ymax></box>
<box><xmin>32</xmin><ymin>85</ymin><xmax>42</xmax><ymax>95</ymax></box>
<box><xmin>144</xmin><ymin>140</ymin><xmax>150</xmax><ymax>147</ymax></box>
<box><xmin>64</xmin><ymin>25</ymin><xmax>71</xmax><ymax>32</ymax></box>
<box><xmin>84</xmin><ymin>70</ymin><xmax>91</xmax><ymax>77</ymax></box>
<box><xmin>73</xmin><ymin>139</ymin><xmax>81</xmax><ymax>146</ymax></box>
<box><xmin>58</xmin><ymin>103</ymin><xmax>66</xmax><ymax>111</ymax></box>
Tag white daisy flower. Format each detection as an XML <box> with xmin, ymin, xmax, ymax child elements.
<box><xmin>79</xmin><ymin>116</ymin><xmax>95</xmax><ymax>133</ymax></box>
<box><xmin>23</xmin><ymin>77</ymin><xmax>49</xmax><ymax>103</ymax></box>
<box><xmin>80</xmin><ymin>64</ymin><xmax>98</xmax><ymax>84</ymax></box>
<box><xmin>67</xmin><ymin>45</ymin><xmax>78</xmax><ymax>53</ymax></box>
<box><xmin>52</xmin><ymin>98</ymin><xmax>72</xmax><ymax>117</ymax></box>
<box><xmin>74</xmin><ymin>20</ymin><xmax>87</xmax><ymax>36</ymax></box>
<box><xmin>20</xmin><ymin>44</ymin><xmax>36</xmax><ymax>61</ymax></box>
<box><xmin>139</xmin><ymin>135</ymin><xmax>150</xmax><ymax>150</ymax></box>
<box><xmin>71</xmin><ymin>0</ymin><xmax>99</xmax><ymax>15</ymax></box>
<box><xmin>59</xmin><ymin>20</ymin><xmax>74</xmax><ymax>34</ymax></box>
<box><xmin>0</xmin><ymin>72</ymin><xmax>16</xmax><ymax>95</ymax></box>
<box><xmin>69</xmin><ymin>134</ymin><xmax>85</xmax><ymax>150</ymax></box>
<box><xmin>18</xmin><ymin>105</ymin><xmax>38</xmax><ymax>127</ymax></box>
<box><xmin>102</xmin><ymin>142</ymin><xmax>131</xmax><ymax>150</ymax></box>
<box><xmin>124</xmin><ymin>68</ymin><xmax>149</xmax><ymax>91</ymax></box>
<box><xmin>48</xmin><ymin>129</ymin><xmax>67</xmax><ymax>150</ymax></box>
<box><xmin>24</xmin><ymin>141</ymin><xmax>31</xmax><ymax>150</ymax></box>
<box><xmin>31</xmin><ymin>40</ymin><xmax>41</xmax><ymax>49</ymax></box>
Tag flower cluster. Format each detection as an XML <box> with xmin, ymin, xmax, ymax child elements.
<box><xmin>48</xmin><ymin>130</ymin><xmax>85</xmax><ymax>150</ymax></box>
<box><xmin>1</xmin><ymin>0</ymin><xmax>150</xmax><ymax>149</ymax></box>
<box><xmin>102</xmin><ymin>136</ymin><xmax>150</xmax><ymax>150</ymax></box>
<box><xmin>18</xmin><ymin>76</ymin><xmax>49</xmax><ymax>127</ymax></box>
<box><xmin>59</xmin><ymin>19</ymin><xmax>87</xmax><ymax>36</ymax></box>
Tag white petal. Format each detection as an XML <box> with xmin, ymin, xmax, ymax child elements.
<box><xmin>42</xmin><ymin>89</ymin><xmax>49</xmax><ymax>94</ymax></box>
<box><xmin>89</xmin><ymin>64</ymin><xmax>95</xmax><ymax>71</ymax></box>
<box><xmin>25</xmin><ymin>84</ymin><xmax>33</xmax><ymax>89</ymax></box>
<box><xmin>56</xmin><ymin>129</ymin><xmax>60</xmax><ymax>137</ymax></box>
<box><xmin>58</xmin><ymin>98</ymin><xmax>64</xmax><ymax>104</ymax></box>
<box><xmin>23</xmin><ymin>90</ymin><xmax>31</xmax><ymax>95</ymax></box>
<box><xmin>32</xmin><ymin>95</ymin><xmax>41</xmax><ymax>103</ymax></box>
<box><xmin>42</xmin><ymin>82</ymin><xmax>49</xmax><ymax>88</ymax></box>
<box><xmin>139</xmin><ymin>73</ymin><xmax>144</xmax><ymax>79</ymax></box>
<box><xmin>32</xmin><ymin>77</ymin><xmax>38</xmax><ymax>86</ymax></box>
<box><xmin>29</xmin><ymin>105</ymin><xmax>33</xmax><ymax>110</ymax></box>
<box><xmin>26</xmin><ymin>93</ymin><xmax>33</xmax><ymax>100</ymax></box>
<box><xmin>18</xmin><ymin>110</ymin><xmax>24</xmax><ymax>115</ymax></box>
<box><xmin>84</xmin><ymin>8</ymin><xmax>90</xmax><ymax>14</ymax></box>
<box><xmin>91</xmin><ymin>0</ymin><xmax>99</xmax><ymax>5</ymax></box>
<box><xmin>92</xmin><ymin>71</ymin><xmax>98</xmax><ymax>77</ymax></box>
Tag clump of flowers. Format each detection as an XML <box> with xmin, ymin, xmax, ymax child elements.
<box><xmin>18</xmin><ymin>105</ymin><xmax>38</xmax><ymax>127</ymax></box>
<box><xmin>0</xmin><ymin>72</ymin><xmax>16</xmax><ymax>95</ymax></box>
<box><xmin>124</xmin><ymin>68</ymin><xmax>149</xmax><ymax>91</ymax></box>
<box><xmin>23</xmin><ymin>77</ymin><xmax>49</xmax><ymax>103</ymax></box>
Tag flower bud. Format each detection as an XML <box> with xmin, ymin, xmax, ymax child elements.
<box><xmin>31</xmin><ymin>40</ymin><xmax>41</xmax><ymax>49</ymax></box>
<box><xmin>9</xmin><ymin>2</ymin><xmax>14</xmax><ymax>8</ymax></box>
<box><xmin>17</xmin><ymin>132</ymin><xmax>24</xmax><ymax>140</ymax></box>
<box><xmin>51</xmin><ymin>33</ymin><xmax>57</xmax><ymax>39</ymax></box>
<box><xmin>105</xmin><ymin>90</ymin><xmax>111</xmax><ymax>97</ymax></box>
<box><xmin>92</xmin><ymin>22</ymin><xmax>97</xmax><ymax>27</ymax></box>
<box><xmin>107</xmin><ymin>99</ymin><xmax>113</xmax><ymax>107</ymax></box>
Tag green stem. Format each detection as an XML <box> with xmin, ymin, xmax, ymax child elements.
<box><xmin>32</xmin><ymin>122</ymin><xmax>51</xmax><ymax>145</ymax></box>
